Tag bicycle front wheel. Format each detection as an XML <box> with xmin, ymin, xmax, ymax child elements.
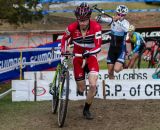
<box><xmin>51</xmin><ymin>68</ymin><xmax>60</xmax><ymax>114</ymax></box>
<box><xmin>58</xmin><ymin>71</ymin><xmax>69</xmax><ymax>127</ymax></box>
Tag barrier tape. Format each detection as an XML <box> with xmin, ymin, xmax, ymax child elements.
<box><xmin>42</xmin><ymin>8</ymin><xmax>160</xmax><ymax>14</ymax></box>
<box><xmin>0</xmin><ymin>47</ymin><xmax>52</xmax><ymax>52</ymax></box>
<box><xmin>38</xmin><ymin>0</ymin><xmax>147</xmax><ymax>3</ymax></box>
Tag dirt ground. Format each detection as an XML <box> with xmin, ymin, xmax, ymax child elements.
<box><xmin>1</xmin><ymin>98</ymin><xmax>160</xmax><ymax>130</ymax></box>
<box><xmin>52</xmin><ymin>99</ymin><xmax>160</xmax><ymax>130</ymax></box>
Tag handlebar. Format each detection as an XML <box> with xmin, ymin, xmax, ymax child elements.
<box><xmin>52</xmin><ymin>47</ymin><xmax>86</xmax><ymax>68</ymax></box>
<box><xmin>62</xmin><ymin>53</ymin><xmax>86</xmax><ymax>68</ymax></box>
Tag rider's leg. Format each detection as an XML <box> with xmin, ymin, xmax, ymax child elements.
<box><xmin>83</xmin><ymin>56</ymin><xmax>99</xmax><ymax>119</ymax></box>
<box><xmin>86</xmin><ymin>72</ymin><xmax>98</xmax><ymax>104</ymax></box>
<box><xmin>76</xmin><ymin>80</ymin><xmax>85</xmax><ymax>96</ymax></box>
<box><xmin>73</xmin><ymin>57</ymin><xmax>86</xmax><ymax>96</ymax></box>
<box><xmin>114</xmin><ymin>50</ymin><xmax>126</xmax><ymax>73</ymax></box>
<box><xmin>83</xmin><ymin>72</ymin><xmax>98</xmax><ymax>120</ymax></box>
<box><xmin>107</xmin><ymin>63</ymin><xmax>115</xmax><ymax>79</ymax></box>
<box><xmin>128</xmin><ymin>53</ymin><xmax>139</xmax><ymax>68</ymax></box>
<box><xmin>114</xmin><ymin>62</ymin><xmax>123</xmax><ymax>73</ymax></box>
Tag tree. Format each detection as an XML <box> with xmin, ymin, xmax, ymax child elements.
<box><xmin>0</xmin><ymin>0</ymin><xmax>43</xmax><ymax>25</ymax></box>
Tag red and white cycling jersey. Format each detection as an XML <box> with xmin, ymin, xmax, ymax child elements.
<box><xmin>61</xmin><ymin>20</ymin><xmax>102</xmax><ymax>81</ymax></box>
<box><xmin>61</xmin><ymin>20</ymin><xmax>102</xmax><ymax>55</ymax></box>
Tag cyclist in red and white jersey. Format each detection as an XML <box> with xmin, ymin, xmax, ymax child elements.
<box><xmin>61</xmin><ymin>2</ymin><xmax>102</xmax><ymax>120</ymax></box>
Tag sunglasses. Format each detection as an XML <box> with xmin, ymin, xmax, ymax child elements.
<box><xmin>78</xmin><ymin>19</ymin><xmax>89</xmax><ymax>22</ymax></box>
<box><xmin>117</xmin><ymin>13</ymin><xmax>126</xmax><ymax>17</ymax></box>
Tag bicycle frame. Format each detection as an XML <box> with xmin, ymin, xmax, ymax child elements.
<box><xmin>92</xmin><ymin>4</ymin><xmax>113</xmax><ymax>26</ymax></box>
<box><xmin>137</xmin><ymin>38</ymin><xmax>160</xmax><ymax>68</ymax></box>
<box><xmin>50</xmin><ymin>51</ymin><xmax>83</xmax><ymax>127</ymax></box>
<box><xmin>49</xmin><ymin>55</ymin><xmax>70</xmax><ymax>127</ymax></box>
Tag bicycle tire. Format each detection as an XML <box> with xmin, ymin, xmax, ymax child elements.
<box><xmin>137</xmin><ymin>48</ymin><xmax>151</xmax><ymax>68</ymax></box>
<box><xmin>58</xmin><ymin>70</ymin><xmax>69</xmax><ymax>127</ymax></box>
<box><xmin>51</xmin><ymin>67</ymin><xmax>60</xmax><ymax>114</ymax></box>
<box><xmin>150</xmin><ymin>48</ymin><xmax>160</xmax><ymax>68</ymax></box>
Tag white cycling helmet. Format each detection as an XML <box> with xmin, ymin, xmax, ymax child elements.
<box><xmin>116</xmin><ymin>5</ymin><xmax>128</xmax><ymax>15</ymax></box>
<box><xmin>128</xmin><ymin>25</ymin><xmax>135</xmax><ymax>32</ymax></box>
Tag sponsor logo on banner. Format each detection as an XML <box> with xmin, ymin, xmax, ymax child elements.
<box><xmin>32</xmin><ymin>87</ymin><xmax>46</xmax><ymax>96</ymax></box>
<box><xmin>103</xmin><ymin>80</ymin><xmax>160</xmax><ymax>99</ymax></box>
<box><xmin>141</xmin><ymin>31</ymin><xmax>160</xmax><ymax>38</ymax></box>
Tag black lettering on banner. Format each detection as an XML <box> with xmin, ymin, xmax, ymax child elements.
<box><xmin>96</xmin><ymin>85</ymin><xmax>99</xmax><ymax>96</ymax></box>
<box><xmin>114</xmin><ymin>75</ymin><xmax>118</xmax><ymax>80</ymax></box>
<box><xmin>145</xmin><ymin>84</ymin><xmax>152</xmax><ymax>96</ymax></box>
<box><xmin>98</xmin><ymin>74</ymin><xmax>102</xmax><ymax>80</ymax></box>
<box><xmin>114</xmin><ymin>74</ymin><xmax>120</xmax><ymax>80</ymax></box>
<box><xmin>138</xmin><ymin>73</ymin><xmax>143</xmax><ymax>79</ymax></box>
<box><xmin>130</xmin><ymin>87</ymin><xmax>137</xmax><ymax>96</ymax></box>
<box><xmin>130</xmin><ymin>85</ymin><xmax>141</xmax><ymax>96</ymax></box>
<box><xmin>123</xmin><ymin>73</ymin><xmax>128</xmax><ymax>80</ymax></box>
<box><xmin>105</xmin><ymin>84</ymin><xmax>110</xmax><ymax>96</ymax></box>
<box><xmin>154</xmin><ymin>84</ymin><xmax>160</xmax><ymax>96</ymax></box>
<box><xmin>137</xmin><ymin>85</ymin><xmax>141</xmax><ymax>96</ymax></box>
<box><xmin>115</xmin><ymin>85</ymin><xmax>122</xmax><ymax>96</ymax></box>
<box><xmin>129</xmin><ymin>73</ymin><xmax>134</xmax><ymax>79</ymax></box>
<box><xmin>104</xmin><ymin>74</ymin><xmax>109</xmax><ymax>80</ymax></box>
<box><xmin>143</xmin><ymin>73</ymin><xmax>147</xmax><ymax>79</ymax></box>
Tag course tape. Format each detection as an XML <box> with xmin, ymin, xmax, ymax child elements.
<box><xmin>0</xmin><ymin>47</ymin><xmax>52</xmax><ymax>52</ymax></box>
<box><xmin>39</xmin><ymin>0</ymin><xmax>146</xmax><ymax>3</ymax></box>
<box><xmin>42</xmin><ymin>8</ymin><xmax>160</xmax><ymax>14</ymax></box>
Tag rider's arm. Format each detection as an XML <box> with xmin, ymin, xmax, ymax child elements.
<box><xmin>61</xmin><ymin>26</ymin><xmax>72</xmax><ymax>53</ymax></box>
<box><xmin>89</xmin><ymin>24</ymin><xmax>102</xmax><ymax>55</ymax></box>
<box><xmin>98</xmin><ymin>16</ymin><xmax>112</xmax><ymax>24</ymax></box>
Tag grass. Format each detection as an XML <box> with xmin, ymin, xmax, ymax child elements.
<box><xmin>0</xmin><ymin>93</ymin><xmax>51</xmax><ymax>130</ymax></box>
<box><xmin>50</xmin><ymin>2</ymin><xmax>160</xmax><ymax>18</ymax></box>
<box><xmin>0</xmin><ymin>81</ymin><xmax>11</xmax><ymax>94</ymax></box>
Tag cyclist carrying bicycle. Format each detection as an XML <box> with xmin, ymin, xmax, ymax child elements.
<box><xmin>126</xmin><ymin>25</ymin><xmax>146</xmax><ymax>68</ymax></box>
<box><xmin>61</xmin><ymin>2</ymin><xmax>102</xmax><ymax>120</ymax></box>
<box><xmin>96</xmin><ymin>5</ymin><xmax>129</xmax><ymax>79</ymax></box>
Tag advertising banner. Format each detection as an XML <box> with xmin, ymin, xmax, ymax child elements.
<box><xmin>0</xmin><ymin>42</ymin><xmax>61</xmax><ymax>82</ymax></box>
<box><xmin>103</xmin><ymin>80</ymin><xmax>160</xmax><ymax>99</ymax></box>
<box><xmin>24</xmin><ymin>68</ymin><xmax>158</xmax><ymax>81</ymax></box>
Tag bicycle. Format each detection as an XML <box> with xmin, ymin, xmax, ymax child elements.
<box><xmin>49</xmin><ymin>48</ymin><xmax>83</xmax><ymax>127</ymax></box>
<box><xmin>137</xmin><ymin>38</ymin><xmax>160</xmax><ymax>68</ymax></box>
<box><xmin>152</xmin><ymin>60</ymin><xmax>160</xmax><ymax>79</ymax></box>
<box><xmin>92</xmin><ymin>4</ymin><xmax>113</xmax><ymax>26</ymax></box>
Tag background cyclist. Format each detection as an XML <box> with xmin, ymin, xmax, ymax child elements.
<box><xmin>61</xmin><ymin>2</ymin><xmax>102</xmax><ymax>120</ymax></box>
<box><xmin>126</xmin><ymin>25</ymin><xmax>146</xmax><ymax>68</ymax></box>
<box><xmin>96</xmin><ymin>5</ymin><xmax>129</xmax><ymax>79</ymax></box>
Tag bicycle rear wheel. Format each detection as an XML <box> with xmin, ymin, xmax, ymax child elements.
<box><xmin>58</xmin><ymin>70</ymin><xmax>69</xmax><ymax>127</ymax></box>
<box><xmin>51</xmin><ymin>68</ymin><xmax>60</xmax><ymax>114</ymax></box>
<box><xmin>137</xmin><ymin>48</ymin><xmax>151</xmax><ymax>68</ymax></box>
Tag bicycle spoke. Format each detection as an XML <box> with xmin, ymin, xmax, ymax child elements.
<box><xmin>51</xmin><ymin>68</ymin><xmax>60</xmax><ymax>114</ymax></box>
<box><xmin>58</xmin><ymin>71</ymin><xmax>69</xmax><ymax>127</ymax></box>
